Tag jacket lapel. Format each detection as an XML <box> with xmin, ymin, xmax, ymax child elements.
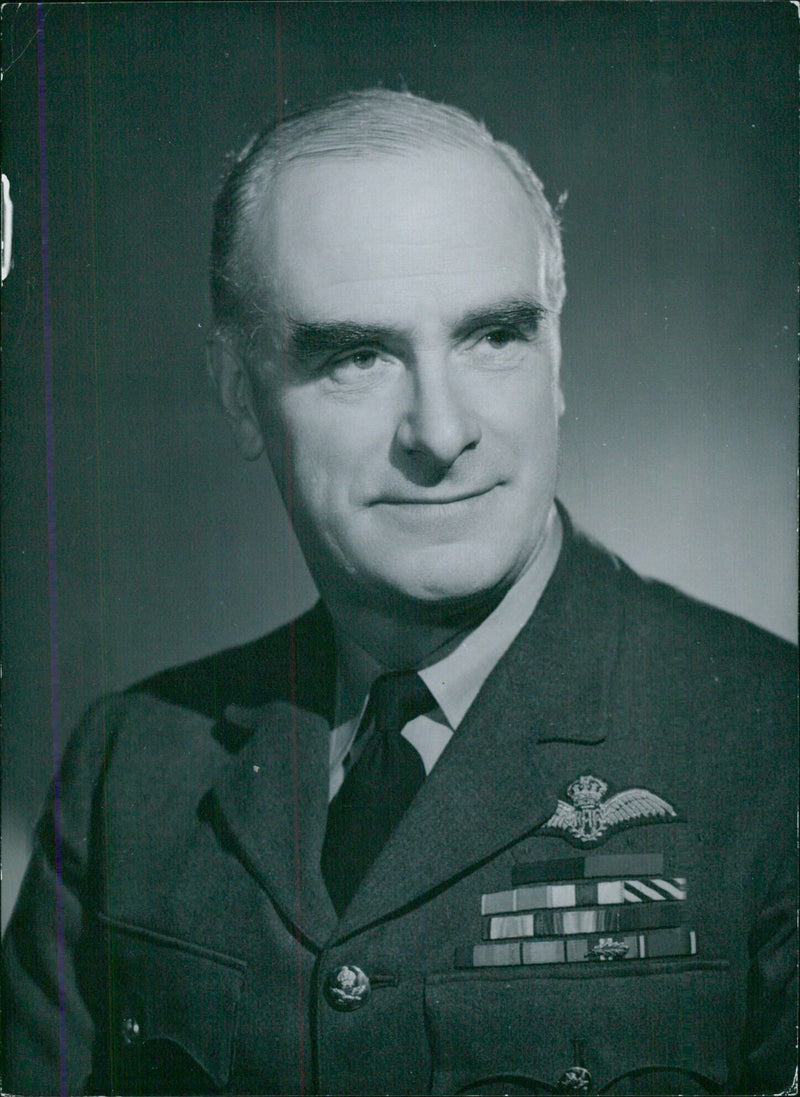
<box><xmin>335</xmin><ymin>523</ymin><xmax>625</xmax><ymax>939</ymax></box>
<box><xmin>209</xmin><ymin>604</ymin><xmax>339</xmax><ymax>948</ymax></box>
<box><xmin>210</xmin><ymin>701</ymin><xmax>338</xmax><ymax>947</ymax></box>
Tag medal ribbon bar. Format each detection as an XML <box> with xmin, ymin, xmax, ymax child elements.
<box><xmin>483</xmin><ymin>899</ymin><xmax>684</xmax><ymax>940</ymax></box>
<box><xmin>511</xmin><ymin>852</ymin><xmax>664</xmax><ymax>886</ymax></box>
<box><xmin>481</xmin><ymin>877</ymin><xmax>687</xmax><ymax>915</ymax></box>
<box><xmin>456</xmin><ymin>927</ymin><xmax>697</xmax><ymax>968</ymax></box>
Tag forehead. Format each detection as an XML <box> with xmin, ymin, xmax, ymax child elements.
<box><xmin>255</xmin><ymin>146</ymin><xmax>548</xmax><ymax>324</ymax></box>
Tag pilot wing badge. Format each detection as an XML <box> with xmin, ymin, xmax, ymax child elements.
<box><xmin>540</xmin><ymin>776</ymin><xmax>678</xmax><ymax>847</ymax></box>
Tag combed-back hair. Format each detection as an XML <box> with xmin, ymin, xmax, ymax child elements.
<box><xmin>211</xmin><ymin>88</ymin><xmax>565</xmax><ymax>349</ymax></box>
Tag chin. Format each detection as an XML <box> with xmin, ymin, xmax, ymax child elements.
<box><xmin>369</xmin><ymin>545</ymin><xmax>524</xmax><ymax>609</ymax></box>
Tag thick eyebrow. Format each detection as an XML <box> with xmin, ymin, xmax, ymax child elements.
<box><xmin>285</xmin><ymin>318</ymin><xmax>399</xmax><ymax>360</ymax></box>
<box><xmin>450</xmin><ymin>299</ymin><xmax>547</xmax><ymax>342</ymax></box>
<box><xmin>284</xmin><ymin>298</ymin><xmax>548</xmax><ymax>361</ymax></box>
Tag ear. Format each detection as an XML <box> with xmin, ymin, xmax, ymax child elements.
<box><xmin>550</xmin><ymin>328</ymin><xmax>566</xmax><ymax>419</ymax></box>
<box><xmin>555</xmin><ymin>377</ymin><xmax>566</xmax><ymax>419</ymax></box>
<box><xmin>206</xmin><ymin>332</ymin><xmax>265</xmax><ymax>460</ymax></box>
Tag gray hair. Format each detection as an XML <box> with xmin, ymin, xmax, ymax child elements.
<box><xmin>211</xmin><ymin>88</ymin><xmax>565</xmax><ymax>349</ymax></box>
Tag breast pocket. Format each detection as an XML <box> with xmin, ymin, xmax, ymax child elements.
<box><xmin>89</xmin><ymin>915</ymin><xmax>246</xmax><ymax>1095</ymax></box>
<box><xmin>424</xmin><ymin>960</ymin><xmax>729</xmax><ymax>1095</ymax></box>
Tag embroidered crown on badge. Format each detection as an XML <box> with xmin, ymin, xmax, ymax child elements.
<box><xmin>567</xmin><ymin>775</ymin><xmax>608</xmax><ymax>808</ymax></box>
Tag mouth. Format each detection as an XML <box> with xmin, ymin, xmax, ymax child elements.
<box><xmin>369</xmin><ymin>486</ymin><xmax>502</xmax><ymax>529</ymax></box>
<box><xmin>374</xmin><ymin>485</ymin><xmax>498</xmax><ymax>507</ymax></box>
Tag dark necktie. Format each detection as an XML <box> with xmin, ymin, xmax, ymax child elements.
<box><xmin>321</xmin><ymin>670</ymin><xmax>436</xmax><ymax>916</ymax></box>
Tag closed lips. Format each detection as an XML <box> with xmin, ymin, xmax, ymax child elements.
<box><xmin>375</xmin><ymin>487</ymin><xmax>497</xmax><ymax>505</ymax></box>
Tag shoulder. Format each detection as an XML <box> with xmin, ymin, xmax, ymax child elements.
<box><xmin>132</xmin><ymin>599</ymin><xmax>335</xmax><ymax>722</ymax></box>
<box><xmin>57</xmin><ymin>600</ymin><xmax>335</xmax><ymax>802</ymax></box>
<box><xmin>561</xmin><ymin>513</ymin><xmax>797</xmax><ymax>769</ymax></box>
<box><xmin>617</xmin><ymin>546</ymin><xmax>794</xmax><ymax>704</ymax></box>
<box><xmin>565</xmin><ymin>512</ymin><xmax>796</xmax><ymax>685</ymax></box>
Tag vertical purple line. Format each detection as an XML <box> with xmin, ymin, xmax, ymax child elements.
<box><xmin>270</xmin><ymin>8</ymin><xmax>306</xmax><ymax>1091</ymax></box>
<box><xmin>36</xmin><ymin>4</ymin><xmax>68</xmax><ymax>1095</ymax></box>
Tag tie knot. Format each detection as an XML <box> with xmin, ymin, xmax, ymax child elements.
<box><xmin>368</xmin><ymin>670</ymin><xmax>436</xmax><ymax>734</ymax></box>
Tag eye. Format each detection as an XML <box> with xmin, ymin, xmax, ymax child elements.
<box><xmin>482</xmin><ymin>327</ymin><xmax>520</xmax><ymax>349</ymax></box>
<box><xmin>341</xmin><ymin>349</ymin><xmax>379</xmax><ymax>369</ymax></box>
<box><xmin>326</xmin><ymin>347</ymin><xmax>389</xmax><ymax>385</ymax></box>
<box><xmin>327</xmin><ymin>348</ymin><xmax>380</xmax><ymax>374</ymax></box>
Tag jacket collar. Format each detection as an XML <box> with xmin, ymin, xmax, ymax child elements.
<box><xmin>210</xmin><ymin>508</ymin><xmax>625</xmax><ymax>946</ymax></box>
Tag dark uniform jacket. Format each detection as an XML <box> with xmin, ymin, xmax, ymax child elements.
<box><xmin>3</xmin><ymin>512</ymin><xmax>797</xmax><ymax>1096</ymax></box>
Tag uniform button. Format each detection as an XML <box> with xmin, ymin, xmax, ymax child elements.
<box><xmin>120</xmin><ymin>1016</ymin><xmax>142</xmax><ymax>1046</ymax></box>
<box><xmin>324</xmin><ymin>964</ymin><xmax>371</xmax><ymax>1011</ymax></box>
<box><xmin>557</xmin><ymin>1065</ymin><xmax>592</xmax><ymax>1092</ymax></box>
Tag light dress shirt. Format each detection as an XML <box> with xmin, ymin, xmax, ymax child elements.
<box><xmin>328</xmin><ymin>505</ymin><xmax>563</xmax><ymax>801</ymax></box>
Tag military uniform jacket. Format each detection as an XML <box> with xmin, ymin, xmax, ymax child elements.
<box><xmin>3</xmin><ymin>514</ymin><xmax>797</xmax><ymax>1096</ymax></box>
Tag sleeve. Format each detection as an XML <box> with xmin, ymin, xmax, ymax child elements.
<box><xmin>2</xmin><ymin>698</ymin><xmax>121</xmax><ymax>1096</ymax></box>
<box><xmin>740</xmin><ymin>844</ymin><xmax>799</xmax><ymax>1096</ymax></box>
<box><xmin>737</xmin><ymin>650</ymin><xmax>799</xmax><ymax>1097</ymax></box>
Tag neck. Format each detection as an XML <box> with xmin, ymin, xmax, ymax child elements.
<box><xmin>325</xmin><ymin>585</ymin><xmax>505</xmax><ymax>671</ymax></box>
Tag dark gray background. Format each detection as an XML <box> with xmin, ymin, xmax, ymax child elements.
<box><xmin>2</xmin><ymin>2</ymin><xmax>797</xmax><ymax>929</ymax></box>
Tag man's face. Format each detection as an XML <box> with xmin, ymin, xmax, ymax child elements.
<box><xmin>246</xmin><ymin>146</ymin><xmax>564</xmax><ymax>614</ymax></box>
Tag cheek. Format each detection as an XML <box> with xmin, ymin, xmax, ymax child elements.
<box><xmin>482</xmin><ymin>367</ymin><xmax>560</xmax><ymax>461</ymax></box>
<box><xmin>265</xmin><ymin>400</ymin><xmax>367</xmax><ymax>516</ymax></box>
<box><xmin>258</xmin><ymin>398</ymin><xmax>317</xmax><ymax>505</ymax></box>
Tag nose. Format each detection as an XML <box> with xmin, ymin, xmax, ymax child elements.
<box><xmin>394</xmin><ymin>359</ymin><xmax>482</xmax><ymax>471</ymax></box>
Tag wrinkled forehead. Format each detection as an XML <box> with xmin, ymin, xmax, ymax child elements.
<box><xmin>249</xmin><ymin>145</ymin><xmax>551</xmax><ymax>318</ymax></box>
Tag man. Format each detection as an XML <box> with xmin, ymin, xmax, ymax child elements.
<box><xmin>3</xmin><ymin>89</ymin><xmax>796</xmax><ymax>1096</ymax></box>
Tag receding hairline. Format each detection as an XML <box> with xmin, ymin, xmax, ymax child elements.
<box><xmin>251</xmin><ymin>139</ymin><xmax>553</xmax><ymax>256</ymax></box>
<box><xmin>211</xmin><ymin>90</ymin><xmax>566</xmax><ymax>345</ymax></box>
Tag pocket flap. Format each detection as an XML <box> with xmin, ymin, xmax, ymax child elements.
<box><xmin>98</xmin><ymin>916</ymin><xmax>246</xmax><ymax>1091</ymax></box>
<box><xmin>426</xmin><ymin>960</ymin><xmax>729</xmax><ymax>1095</ymax></box>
